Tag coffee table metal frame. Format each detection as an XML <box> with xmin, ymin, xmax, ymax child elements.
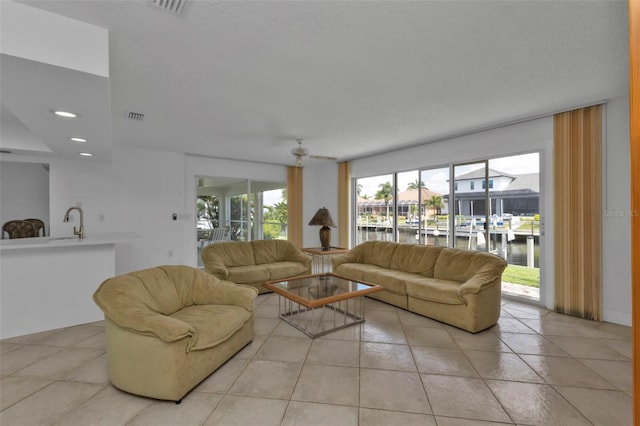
<box><xmin>263</xmin><ymin>273</ymin><xmax>382</xmax><ymax>338</ymax></box>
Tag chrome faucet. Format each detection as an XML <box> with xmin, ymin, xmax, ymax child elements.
<box><xmin>63</xmin><ymin>207</ymin><xmax>85</xmax><ymax>239</ymax></box>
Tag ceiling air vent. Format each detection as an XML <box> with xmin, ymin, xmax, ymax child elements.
<box><xmin>151</xmin><ymin>0</ymin><xmax>187</xmax><ymax>16</ymax></box>
<box><xmin>128</xmin><ymin>112</ymin><xmax>144</xmax><ymax>121</ymax></box>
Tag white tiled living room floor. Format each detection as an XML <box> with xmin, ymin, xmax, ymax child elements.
<box><xmin>0</xmin><ymin>295</ymin><xmax>633</xmax><ymax>426</ymax></box>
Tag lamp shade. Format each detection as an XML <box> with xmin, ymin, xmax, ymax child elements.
<box><xmin>308</xmin><ymin>207</ymin><xmax>337</xmax><ymax>227</ymax></box>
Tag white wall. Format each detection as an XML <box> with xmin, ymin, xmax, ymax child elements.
<box><xmin>49</xmin><ymin>145</ymin><xmax>187</xmax><ymax>274</ymax></box>
<box><xmin>602</xmin><ymin>97</ymin><xmax>632</xmax><ymax>325</ymax></box>
<box><xmin>302</xmin><ymin>162</ymin><xmax>339</xmax><ymax>248</ymax></box>
<box><xmin>0</xmin><ymin>161</ymin><xmax>49</xmax><ymax>235</ymax></box>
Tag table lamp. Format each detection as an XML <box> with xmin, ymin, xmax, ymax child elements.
<box><xmin>308</xmin><ymin>207</ymin><xmax>337</xmax><ymax>251</ymax></box>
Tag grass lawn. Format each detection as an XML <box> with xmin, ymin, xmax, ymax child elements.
<box><xmin>502</xmin><ymin>264</ymin><xmax>539</xmax><ymax>288</ymax></box>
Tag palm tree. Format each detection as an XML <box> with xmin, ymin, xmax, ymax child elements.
<box><xmin>407</xmin><ymin>179</ymin><xmax>427</xmax><ymax>191</ymax></box>
<box><xmin>375</xmin><ymin>182</ymin><xmax>393</xmax><ymax>221</ymax></box>
<box><xmin>426</xmin><ymin>195</ymin><xmax>444</xmax><ymax>225</ymax></box>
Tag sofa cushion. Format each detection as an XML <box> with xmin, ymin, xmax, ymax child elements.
<box><xmin>228</xmin><ymin>264</ymin><xmax>271</xmax><ymax>284</ymax></box>
<box><xmin>362</xmin><ymin>269</ymin><xmax>416</xmax><ymax>295</ymax></box>
<box><xmin>354</xmin><ymin>241</ymin><xmax>398</xmax><ymax>268</ymax></box>
<box><xmin>335</xmin><ymin>263</ymin><xmax>386</xmax><ymax>282</ymax></box>
<box><xmin>252</xmin><ymin>240</ymin><xmax>297</xmax><ymax>264</ymax></box>
<box><xmin>170</xmin><ymin>304</ymin><xmax>251</xmax><ymax>351</ymax></box>
<box><xmin>434</xmin><ymin>248</ymin><xmax>505</xmax><ymax>283</ymax></box>
<box><xmin>214</xmin><ymin>241</ymin><xmax>256</xmax><ymax>267</ymax></box>
<box><xmin>390</xmin><ymin>244</ymin><xmax>444</xmax><ymax>277</ymax></box>
<box><xmin>405</xmin><ymin>277</ymin><xmax>464</xmax><ymax>305</ymax></box>
<box><xmin>269</xmin><ymin>261</ymin><xmax>309</xmax><ymax>280</ymax></box>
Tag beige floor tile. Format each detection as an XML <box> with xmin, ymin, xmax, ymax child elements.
<box><xmin>596</xmin><ymin>322</ymin><xmax>632</xmax><ymax>339</ymax></box>
<box><xmin>63</xmin><ymin>353</ymin><xmax>109</xmax><ymax>385</ymax></box>
<box><xmin>421</xmin><ymin>374</ymin><xmax>511</xmax><ymax>423</ymax></box>
<box><xmin>397</xmin><ymin>309</ymin><xmax>446</xmax><ymax>328</ymax></box>
<box><xmin>32</xmin><ymin>324</ymin><xmax>103</xmax><ymax>347</ymax></box>
<box><xmin>205</xmin><ymin>395</ymin><xmax>288</xmax><ymax>426</ymax></box>
<box><xmin>253</xmin><ymin>318</ymin><xmax>280</xmax><ymax>336</ymax></box>
<box><xmin>128</xmin><ymin>392</ymin><xmax>221</xmax><ymax>426</ymax></box>
<box><xmin>317</xmin><ymin>323</ymin><xmax>361</xmax><ymax>341</ymax></box>
<box><xmin>292</xmin><ymin>364</ymin><xmax>359</xmax><ymax>406</ymax></box>
<box><xmin>554</xmin><ymin>386</ymin><xmax>633</xmax><ymax>426</ymax></box>
<box><xmin>601</xmin><ymin>338</ymin><xmax>632</xmax><ymax>359</ymax></box>
<box><xmin>0</xmin><ymin>381</ymin><xmax>103</xmax><ymax>426</ymax></box>
<box><xmin>364</xmin><ymin>298</ymin><xmax>397</xmax><ymax>311</ymax></box>
<box><xmin>544</xmin><ymin>336</ymin><xmax>630</xmax><ymax>360</ymax></box>
<box><xmin>13</xmin><ymin>347</ymin><xmax>103</xmax><ymax>380</ymax></box>
<box><xmin>362</xmin><ymin>322</ymin><xmax>407</xmax><ymax>344</ymax></box>
<box><xmin>0</xmin><ymin>341</ymin><xmax>22</xmax><ymax>355</ymax></box>
<box><xmin>487</xmin><ymin>380</ymin><xmax>590</xmax><ymax>425</ymax></box>
<box><xmin>55</xmin><ymin>386</ymin><xmax>152</xmax><ymax>426</ymax></box>
<box><xmin>0</xmin><ymin>344</ymin><xmax>61</xmax><ymax>375</ymax></box>
<box><xmin>255</xmin><ymin>335</ymin><xmax>312</xmax><ymax>362</ymax></box>
<box><xmin>465</xmin><ymin>350</ymin><xmax>544</xmax><ymax>383</ymax></box>
<box><xmin>0</xmin><ymin>376</ymin><xmax>52</xmax><ymax>410</ymax></box>
<box><xmin>412</xmin><ymin>346</ymin><xmax>479</xmax><ymax>377</ymax></box>
<box><xmin>578</xmin><ymin>358</ymin><xmax>632</xmax><ymax>391</ymax></box>
<box><xmin>360</xmin><ymin>342</ymin><xmax>416</xmax><ymax>371</ymax></box>
<box><xmin>489</xmin><ymin>317</ymin><xmax>536</xmax><ymax>334</ymax></box>
<box><xmin>360</xmin><ymin>368</ymin><xmax>431</xmax><ymax>414</ymax></box>
<box><xmin>72</xmin><ymin>330</ymin><xmax>106</xmax><ymax>350</ymax></box>
<box><xmin>194</xmin><ymin>357</ymin><xmax>250</xmax><ymax>394</ymax></box>
<box><xmin>282</xmin><ymin>401</ymin><xmax>359</xmax><ymax>426</ymax></box>
<box><xmin>0</xmin><ymin>328</ymin><xmax>64</xmax><ymax>345</ymax></box>
<box><xmin>520</xmin><ymin>355</ymin><xmax>616</xmax><ymax>389</ymax></box>
<box><xmin>307</xmin><ymin>339</ymin><xmax>359</xmax><ymax>367</ymax></box>
<box><xmin>359</xmin><ymin>408</ymin><xmax>436</xmax><ymax>426</ymax></box>
<box><xmin>450</xmin><ymin>329</ymin><xmax>513</xmax><ymax>352</ymax></box>
<box><xmin>228</xmin><ymin>359</ymin><xmax>301</xmax><ymax>399</ymax></box>
<box><xmin>435</xmin><ymin>416</ymin><xmax>516</xmax><ymax>425</ymax></box>
<box><xmin>498</xmin><ymin>333</ymin><xmax>569</xmax><ymax>357</ymax></box>
<box><xmin>253</xmin><ymin>303</ymin><xmax>280</xmax><ymax>318</ymax></box>
<box><xmin>404</xmin><ymin>325</ymin><xmax>457</xmax><ymax>348</ymax></box>
<box><xmin>502</xmin><ymin>302</ymin><xmax>551</xmax><ymax>319</ymax></box>
<box><xmin>521</xmin><ymin>319</ymin><xmax>617</xmax><ymax>339</ymax></box>
<box><xmin>232</xmin><ymin>334</ymin><xmax>267</xmax><ymax>360</ymax></box>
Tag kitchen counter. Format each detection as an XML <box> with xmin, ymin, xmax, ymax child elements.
<box><xmin>0</xmin><ymin>232</ymin><xmax>138</xmax><ymax>339</ymax></box>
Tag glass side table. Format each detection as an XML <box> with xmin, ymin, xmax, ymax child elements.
<box><xmin>302</xmin><ymin>246</ymin><xmax>350</xmax><ymax>274</ymax></box>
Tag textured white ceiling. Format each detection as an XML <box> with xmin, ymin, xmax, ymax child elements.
<box><xmin>5</xmin><ymin>0</ymin><xmax>630</xmax><ymax>165</ymax></box>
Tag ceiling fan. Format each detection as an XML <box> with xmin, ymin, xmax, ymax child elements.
<box><xmin>291</xmin><ymin>139</ymin><xmax>337</xmax><ymax>167</ymax></box>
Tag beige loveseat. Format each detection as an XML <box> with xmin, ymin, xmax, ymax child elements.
<box><xmin>93</xmin><ymin>265</ymin><xmax>257</xmax><ymax>402</ymax></box>
<box><xmin>331</xmin><ymin>241</ymin><xmax>507</xmax><ymax>333</ymax></box>
<box><xmin>202</xmin><ymin>239</ymin><xmax>313</xmax><ymax>293</ymax></box>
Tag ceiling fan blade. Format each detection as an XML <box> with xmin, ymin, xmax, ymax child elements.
<box><xmin>309</xmin><ymin>155</ymin><xmax>338</xmax><ymax>161</ymax></box>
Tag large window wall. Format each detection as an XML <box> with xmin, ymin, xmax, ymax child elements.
<box><xmin>353</xmin><ymin>152</ymin><xmax>541</xmax><ymax>301</ymax></box>
<box><xmin>196</xmin><ymin>177</ymin><xmax>287</xmax><ymax>266</ymax></box>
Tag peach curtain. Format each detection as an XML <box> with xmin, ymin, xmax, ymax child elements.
<box><xmin>628</xmin><ymin>0</ymin><xmax>639</xmax><ymax>418</ymax></box>
<box><xmin>337</xmin><ymin>161</ymin><xmax>351</xmax><ymax>248</ymax></box>
<box><xmin>553</xmin><ymin>105</ymin><xmax>603</xmax><ymax>320</ymax></box>
<box><xmin>287</xmin><ymin>166</ymin><xmax>303</xmax><ymax>247</ymax></box>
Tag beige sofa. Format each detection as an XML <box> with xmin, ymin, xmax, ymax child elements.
<box><xmin>331</xmin><ymin>241</ymin><xmax>507</xmax><ymax>333</ymax></box>
<box><xmin>201</xmin><ymin>239</ymin><xmax>313</xmax><ymax>293</ymax></box>
<box><xmin>93</xmin><ymin>265</ymin><xmax>257</xmax><ymax>402</ymax></box>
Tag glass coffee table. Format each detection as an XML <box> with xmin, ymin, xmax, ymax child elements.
<box><xmin>263</xmin><ymin>273</ymin><xmax>382</xmax><ymax>338</ymax></box>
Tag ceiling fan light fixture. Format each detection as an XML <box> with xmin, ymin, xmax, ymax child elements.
<box><xmin>295</xmin><ymin>156</ymin><xmax>304</xmax><ymax>167</ymax></box>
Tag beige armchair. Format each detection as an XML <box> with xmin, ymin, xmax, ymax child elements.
<box><xmin>93</xmin><ymin>265</ymin><xmax>258</xmax><ymax>402</ymax></box>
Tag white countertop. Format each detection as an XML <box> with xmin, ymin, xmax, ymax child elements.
<box><xmin>0</xmin><ymin>232</ymin><xmax>139</xmax><ymax>251</ymax></box>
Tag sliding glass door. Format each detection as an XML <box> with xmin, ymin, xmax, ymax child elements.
<box><xmin>452</xmin><ymin>161</ymin><xmax>490</xmax><ymax>252</ymax></box>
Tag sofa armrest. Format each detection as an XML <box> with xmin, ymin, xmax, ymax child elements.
<box><xmin>457</xmin><ymin>265</ymin><xmax>505</xmax><ymax>299</ymax></box>
<box><xmin>211</xmin><ymin>281</ymin><xmax>258</xmax><ymax>312</ymax></box>
<box><xmin>331</xmin><ymin>251</ymin><xmax>358</xmax><ymax>269</ymax></box>
<box><xmin>201</xmin><ymin>251</ymin><xmax>230</xmax><ymax>280</ymax></box>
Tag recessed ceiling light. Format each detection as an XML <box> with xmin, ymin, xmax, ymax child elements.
<box><xmin>52</xmin><ymin>110</ymin><xmax>78</xmax><ymax>118</ymax></box>
<box><xmin>79</xmin><ymin>152</ymin><xmax>93</xmax><ymax>157</ymax></box>
<box><xmin>69</xmin><ymin>137</ymin><xmax>88</xmax><ymax>143</ymax></box>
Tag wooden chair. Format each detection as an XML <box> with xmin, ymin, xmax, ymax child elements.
<box><xmin>2</xmin><ymin>220</ymin><xmax>37</xmax><ymax>239</ymax></box>
<box><xmin>24</xmin><ymin>218</ymin><xmax>45</xmax><ymax>237</ymax></box>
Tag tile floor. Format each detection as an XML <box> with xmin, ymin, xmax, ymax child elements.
<box><xmin>0</xmin><ymin>295</ymin><xmax>633</xmax><ymax>426</ymax></box>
